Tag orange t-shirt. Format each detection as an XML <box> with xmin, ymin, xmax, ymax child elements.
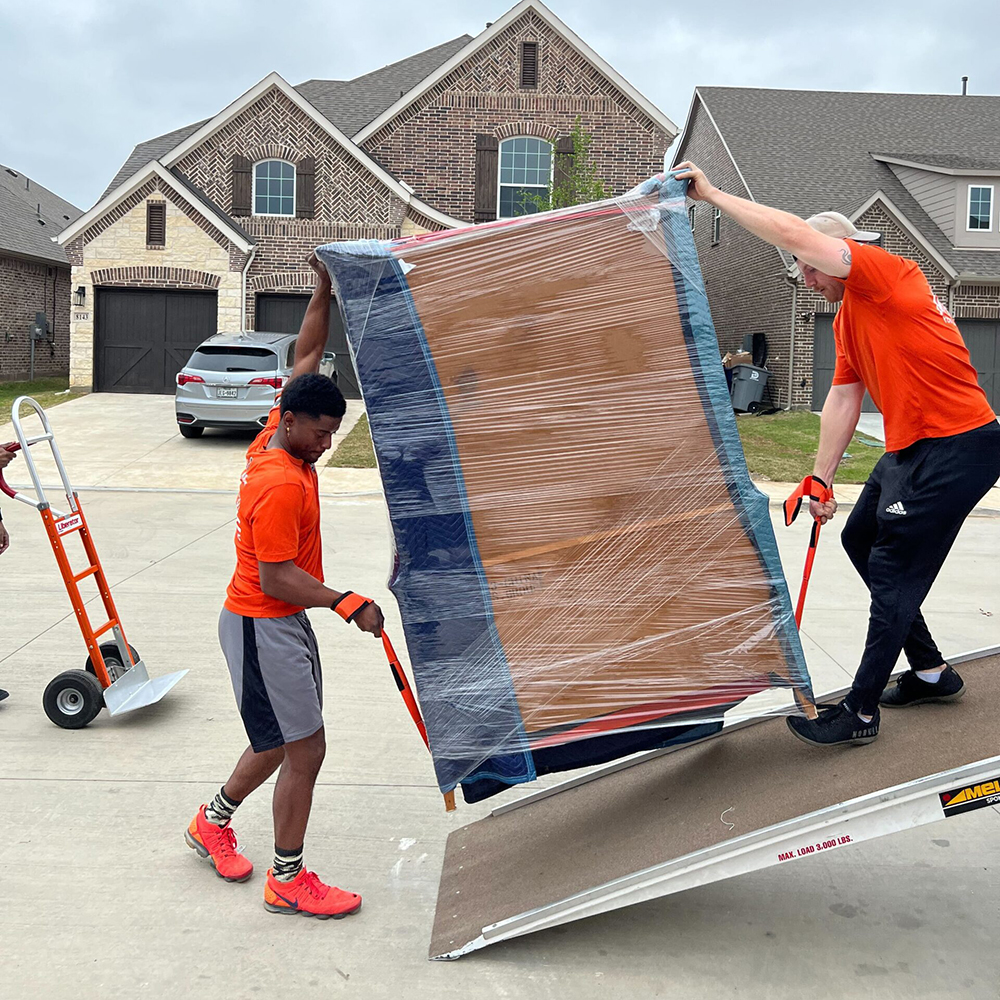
<box><xmin>224</xmin><ymin>400</ymin><xmax>323</xmax><ymax>618</ymax></box>
<box><xmin>832</xmin><ymin>241</ymin><xmax>995</xmax><ymax>452</ymax></box>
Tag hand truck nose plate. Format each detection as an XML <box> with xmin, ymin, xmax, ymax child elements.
<box><xmin>103</xmin><ymin>661</ymin><xmax>189</xmax><ymax>716</ymax></box>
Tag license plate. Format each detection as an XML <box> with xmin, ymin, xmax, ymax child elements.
<box><xmin>216</xmin><ymin>388</ymin><xmax>238</xmax><ymax>399</ymax></box>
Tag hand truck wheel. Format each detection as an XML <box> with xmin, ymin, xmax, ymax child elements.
<box><xmin>43</xmin><ymin>670</ymin><xmax>105</xmax><ymax>729</ymax></box>
<box><xmin>85</xmin><ymin>642</ymin><xmax>139</xmax><ymax>682</ymax></box>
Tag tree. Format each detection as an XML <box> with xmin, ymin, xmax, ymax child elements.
<box><xmin>524</xmin><ymin>117</ymin><xmax>609</xmax><ymax>213</ymax></box>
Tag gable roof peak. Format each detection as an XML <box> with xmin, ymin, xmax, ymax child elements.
<box><xmin>353</xmin><ymin>0</ymin><xmax>678</xmax><ymax>142</ymax></box>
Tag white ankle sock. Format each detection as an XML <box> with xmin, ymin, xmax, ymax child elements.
<box><xmin>915</xmin><ymin>668</ymin><xmax>944</xmax><ymax>683</ymax></box>
<box><xmin>856</xmin><ymin>711</ymin><xmax>874</xmax><ymax>723</ymax></box>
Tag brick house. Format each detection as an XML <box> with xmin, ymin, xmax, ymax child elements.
<box><xmin>57</xmin><ymin>0</ymin><xmax>677</xmax><ymax>396</ymax></box>
<box><xmin>0</xmin><ymin>165</ymin><xmax>81</xmax><ymax>382</ymax></box>
<box><xmin>672</xmin><ymin>87</ymin><xmax>1000</xmax><ymax>411</ymax></box>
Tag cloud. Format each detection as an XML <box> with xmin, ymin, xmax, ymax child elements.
<box><xmin>1</xmin><ymin>0</ymin><xmax>996</xmax><ymax>208</ymax></box>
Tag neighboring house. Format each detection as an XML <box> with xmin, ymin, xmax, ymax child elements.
<box><xmin>672</xmin><ymin>87</ymin><xmax>1000</xmax><ymax>411</ymax></box>
<box><xmin>0</xmin><ymin>165</ymin><xmax>82</xmax><ymax>382</ymax></box>
<box><xmin>57</xmin><ymin>0</ymin><xmax>677</xmax><ymax>396</ymax></box>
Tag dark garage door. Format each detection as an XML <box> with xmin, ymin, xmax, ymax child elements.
<box><xmin>256</xmin><ymin>292</ymin><xmax>360</xmax><ymax>398</ymax></box>
<box><xmin>95</xmin><ymin>288</ymin><xmax>217</xmax><ymax>394</ymax></box>
<box><xmin>958</xmin><ymin>319</ymin><xmax>1000</xmax><ymax>411</ymax></box>
<box><xmin>811</xmin><ymin>314</ymin><xmax>878</xmax><ymax>412</ymax></box>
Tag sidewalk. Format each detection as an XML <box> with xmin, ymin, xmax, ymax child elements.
<box><xmin>755</xmin><ymin>479</ymin><xmax>1000</xmax><ymax>514</ymax></box>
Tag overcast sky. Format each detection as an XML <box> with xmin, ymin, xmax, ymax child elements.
<box><xmin>3</xmin><ymin>0</ymin><xmax>998</xmax><ymax>210</ymax></box>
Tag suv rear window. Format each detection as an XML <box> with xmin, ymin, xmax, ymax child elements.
<box><xmin>187</xmin><ymin>346</ymin><xmax>279</xmax><ymax>373</ymax></box>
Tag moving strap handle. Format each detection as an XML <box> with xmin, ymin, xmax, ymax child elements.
<box><xmin>783</xmin><ymin>474</ymin><xmax>833</xmax><ymax>527</ymax></box>
<box><xmin>784</xmin><ymin>475</ymin><xmax>834</xmax><ymax>630</ymax></box>
<box><xmin>381</xmin><ymin>630</ymin><xmax>455</xmax><ymax>812</ymax></box>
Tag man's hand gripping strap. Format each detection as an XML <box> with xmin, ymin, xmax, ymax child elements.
<box><xmin>783</xmin><ymin>475</ymin><xmax>833</xmax><ymax>526</ymax></box>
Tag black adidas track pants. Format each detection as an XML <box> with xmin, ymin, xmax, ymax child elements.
<box><xmin>840</xmin><ymin>419</ymin><xmax>1000</xmax><ymax>715</ymax></box>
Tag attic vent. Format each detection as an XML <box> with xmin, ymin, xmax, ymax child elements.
<box><xmin>146</xmin><ymin>201</ymin><xmax>166</xmax><ymax>247</ymax></box>
<box><xmin>4</xmin><ymin>168</ymin><xmax>16</xmax><ymax>177</ymax></box>
<box><xmin>520</xmin><ymin>41</ymin><xmax>538</xmax><ymax>88</ymax></box>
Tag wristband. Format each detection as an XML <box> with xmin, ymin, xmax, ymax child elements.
<box><xmin>331</xmin><ymin>590</ymin><xmax>373</xmax><ymax>622</ymax></box>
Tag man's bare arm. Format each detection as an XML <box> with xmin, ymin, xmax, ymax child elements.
<box><xmin>808</xmin><ymin>382</ymin><xmax>866</xmax><ymax>523</ymax></box>
<box><xmin>291</xmin><ymin>254</ymin><xmax>332</xmax><ymax>380</ymax></box>
<box><xmin>814</xmin><ymin>382</ymin><xmax>865</xmax><ymax>484</ymax></box>
<box><xmin>673</xmin><ymin>162</ymin><xmax>853</xmax><ymax>278</ymax></box>
<box><xmin>258</xmin><ymin>560</ymin><xmax>384</xmax><ymax>635</ymax></box>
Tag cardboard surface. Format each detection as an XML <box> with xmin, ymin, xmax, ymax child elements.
<box><xmin>430</xmin><ymin>654</ymin><xmax>999</xmax><ymax>957</ymax></box>
<box><xmin>398</xmin><ymin>206</ymin><xmax>805</xmax><ymax>735</ymax></box>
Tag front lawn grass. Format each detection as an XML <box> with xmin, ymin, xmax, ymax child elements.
<box><xmin>326</xmin><ymin>413</ymin><xmax>377</xmax><ymax>468</ymax></box>
<box><xmin>0</xmin><ymin>377</ymin><xmax>88</xmax><ymax>428</ymax></box>
<box><xmin>737</xmin><ymin>410</ymin><xmax>883</xmax><ymax>484</ymax></box>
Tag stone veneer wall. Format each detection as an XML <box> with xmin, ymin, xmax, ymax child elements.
<box><xmin>65</xmin><ymin>188</ymin><xmax>242</xmax><ymax>389</ymax></box>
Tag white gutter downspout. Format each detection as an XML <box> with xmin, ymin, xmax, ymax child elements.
<box><xmin>240</xmin><ymin>245</ymin><xmax>257</xmax><ymax>331</ymax></box>
<box><xmin>949</xmin><ymin>277</ymin><xmax>960</xmax><ymax>319</ymax></box>
<box><xmin>785</xmin><ymin>269</ymin><xmax>798</xmax><ymax>411</ymax></box>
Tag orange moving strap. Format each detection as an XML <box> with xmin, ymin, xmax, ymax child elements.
<box><xmin>331</xmin><ymin>591</ymin><xmax>373</xmax><ymax>622</ymax></box>
<box><xmin>783</xmin><ymin>476</ymin><xmax>832</xmax><ymax>629</ymax></box>
<box><xmin>381</xmin><ymin>630</ymin><xmax>455</xmax><ymax>812</ymax></box>
<box><xmin>783</xmin><ymin>475</ymin><xmax>833</xmax><ymax>527</ymax></box>
<box><xmin>381</xmin><ymin>631</ymin><xmax>428</xmax><ymax>747</ymax></box>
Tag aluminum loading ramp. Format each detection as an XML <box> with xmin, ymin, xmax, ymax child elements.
<box><xmin>431</xmin><ymin>648</ymin><xmax>1000</xmax><ymax>960</ymax></box>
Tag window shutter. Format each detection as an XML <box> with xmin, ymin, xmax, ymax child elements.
<box><xmin>146</xmin><ymin>201</ymin><xmax>166</xmax><ymax>246</ymax></box>
<box><xmin>232</xmin><ymin>155</ymin><xmax>252</xmax><ymax>215</ymax></box>
<box><xmin>474</xmin><ymin>134</ymin><xmax>499</xmax><ymax>223</ymax></box>
<box><xmin>553</xmin><ymin>135</ymin><xmax>574</xmax><ymax>193</ymax></box>
<box><xmin>296</xmin><ymin>156</ymin><xmax>316</xmax><ymax>219</ymax></box>
<box><xmin>520</xmin><ymin>41</ymin><xmax>539</xmax><ymax>88</ymax></box>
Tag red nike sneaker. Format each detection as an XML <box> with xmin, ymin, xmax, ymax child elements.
<box><xmin>263</xmin><ymin>868</ymin><xmax>362</xmax><ymax>919</ymax></box>
<box><xmin>185</xmin><ymin>806</ymin><xmax>254</xmax><ymax>882</ymax></box>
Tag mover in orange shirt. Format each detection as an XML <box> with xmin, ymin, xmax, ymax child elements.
<box><xmin>676</xmin><ymin>161</ymin><xmax>1000</xmax><ymax>748</ymax></box>
<box><xmin>185</xmin><ymin>254</ymin><xmax>385</xmax><ymax>917</ymax></box>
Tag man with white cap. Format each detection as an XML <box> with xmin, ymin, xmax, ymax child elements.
<box><xmin>675</xmin><ymin>161</ymin><xmax>1000</xmax><ymax>748</ymax></box>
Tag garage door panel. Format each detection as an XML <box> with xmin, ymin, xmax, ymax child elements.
<box><xmin>959</xmin><ymin>319</ymin><xmax>999</xmax><ymax>411</ymax></box>
<box><xmin>256</xmin><ymin>293</ymin><xmax>361</xmax><ymax>398</ymax></box>
<box><xmin>811</xmin><ymin>315</ymin><xmax>877</xmax><ymax>412</ymax></box>
<box><xmin>95</xmin><ymin>289</ymin><xmax>216</xmax><ymax>394</ymax></box>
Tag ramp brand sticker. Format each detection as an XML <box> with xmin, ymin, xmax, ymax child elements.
<box><xmin>776</xmin><ymin>833</ymin><xmax>853</xmax><ymax>863</ymax></box>
<box><xmin>55</xmin><ymin>514</ymin><xmax>82</xmax><ymax>535</ymax></box>
<box><xmin>939</xmin><ymin>777</ymin><xmax>1000</xmax><ymax>817</ymax></box>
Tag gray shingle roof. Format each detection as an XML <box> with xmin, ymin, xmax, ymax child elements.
<box><xmin>297</xmin><ymin>34</ymin><xmax>472</xmax><ymax>137</ymax></box>
<box><xmin>167</xmin><ymin>167</ymin><xmax>254</xmax><ymax>244</ymax></box>
<box><xmin>872</xmin><ymin>151</ymin><xmax>1000</xmax><ymax>172</ymax></box>
<box><xmin>0</xmin><ymin>164</ymin><xmax>82</xmax><ymax>264</ymax></box>
<box><xmin>101</xmin><ymin>118</ymin><xmax>212</xmax><ymax>199</ymax></box>
<box><xmin>686</xmin><ymin>87</ymin><xmax>1000</xmax><ymax>279</ymax></box>
<box><xmin>100</xmin><ymin>35</ymin><xmax>472</xmax><ymax>202</ymax></box>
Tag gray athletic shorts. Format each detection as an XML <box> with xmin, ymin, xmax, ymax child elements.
<box><xmin>218</xmin><ymin>608</ymin><xmax>324</xmax><ymax>752</ymax></box>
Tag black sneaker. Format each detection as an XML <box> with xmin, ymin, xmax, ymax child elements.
<box><xmin>0</xmin><ymin>689</ymin><xmax>8</xmax><ymax>702</ymax></box>
<box><xmin>879</xmin><ymin>666</ymin><xmax>965</xmax><ymax>708</ymax></box>
<box><xmin>787</xmin><ymin>701</ymin><xmax>880</xmax><ymax>747</ymax></box>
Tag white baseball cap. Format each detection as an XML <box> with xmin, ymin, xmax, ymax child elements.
<box><xmin>806</xmin><ymin>210</ymin><xmax>880</xmax><ymax>243</ymax></box>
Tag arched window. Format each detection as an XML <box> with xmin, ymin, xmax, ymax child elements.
<box><xmin>253</xmin><ymin>160</ymin><xmax>295</xmax><ymax>217</ymax></box>
<box><xmin>498</xmin><ymin>136</ymin><xmax>552</xmax><ymax>218</ymax></box>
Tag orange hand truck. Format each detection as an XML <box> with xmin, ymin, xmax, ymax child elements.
<box><xmin>1</xmin><ymin>396</ymin><xmax>187</xmax><ymax>729</ymax></box>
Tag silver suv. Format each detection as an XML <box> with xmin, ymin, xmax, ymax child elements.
<box><xmin>175</xmin><ymin>332</ymin><xmax>335</xmax><ymax>438</ymax></box>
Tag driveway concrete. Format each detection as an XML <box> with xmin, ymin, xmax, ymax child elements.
<box><xmin>0</xmin><ymin>392</ymin><xmax>378</xmax><ymax>495</ymax></box>
<box><xmin>855</xmin><ymin>412</ymin><xmax>886</xmax><ymax>442</ymax></box>
<box><xmin>0</xmin><ymin>486</ymin><xmax>997</xmax><ymax>999</ymax></box>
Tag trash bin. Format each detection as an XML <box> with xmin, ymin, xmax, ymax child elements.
<box><xmin>730</xmin><ymin>364</ymin><xmax>769</xmax><ymax>412</ymax></box>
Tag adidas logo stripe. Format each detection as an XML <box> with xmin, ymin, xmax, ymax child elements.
<box><xmin>885</xmin><ymin>502</ymin><xmax>908</xmax><ymax>515</ymax></box>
